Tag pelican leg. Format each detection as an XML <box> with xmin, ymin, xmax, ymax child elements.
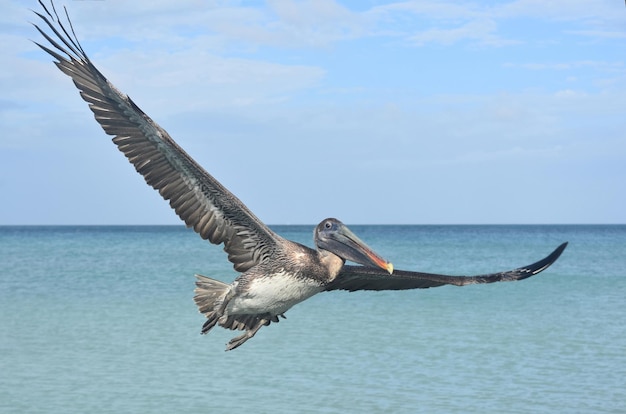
<box><xmin>225</xmin><ymin>317</ymin><xmax>269</xmax><ymax>351</ymax></box>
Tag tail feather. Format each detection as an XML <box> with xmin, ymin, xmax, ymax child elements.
<box><xmin>194</xmin><ymin>274</ymin><xmax>231</xmax><ymax>333</ymax></box>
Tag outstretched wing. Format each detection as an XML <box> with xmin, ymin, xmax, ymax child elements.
<box><xmin>32</xmin><ymin>1</ymin><xmax>280</xmax><ymax>272</ymax></box>
<box><xmin>325</xmin><ymin>242</ymin><xmax>567</xmax><ymax>292</ymax></box>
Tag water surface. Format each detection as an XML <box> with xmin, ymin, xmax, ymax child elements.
<box><xmin>1</xmin><ymin>225</ymin><xmax>624</xmax><ymax>413</ymax></box>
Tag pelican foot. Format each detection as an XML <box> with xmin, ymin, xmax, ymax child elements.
<box><xmin>225</xmin><ymin>318</ymin><xmax>268</xmax><ymax>351</ymax></box>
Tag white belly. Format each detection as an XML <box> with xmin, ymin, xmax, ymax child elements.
<box><xmin>227</xmin><ymin>272</ymin><xmax>323</xmax><ymax>316</ymax></box>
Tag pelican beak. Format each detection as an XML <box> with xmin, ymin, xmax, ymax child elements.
<box><xmin>329</xmin><ymin>224</ymin><xmax>394</xmax><ymax>274</ymax></box>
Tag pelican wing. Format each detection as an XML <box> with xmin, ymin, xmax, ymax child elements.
<box><xmin>325</xmin><ymin>242</ymin><xmax>567</xmax><ymax>292</ymax></box>
<box><xmin>33</xmin><ymin>1</ymin><xmax>280</xmax><ymax>272</ymax></box>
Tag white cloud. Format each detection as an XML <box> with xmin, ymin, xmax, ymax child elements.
<box><xmin>503</xmin><ymin>61</ymin><xmax>624</xmax><ymax>71</ymax></box>
<box><xmin>553</xmin><ymin>89</ymin><xmax>586</xmax><ymax>99</ymax></box>
<box><xmin>370</xmin><ymin>1</ymin><xmax>483</xmax><ymax>20</ymax></box>
<box><xmin>267</xmin><ymin>0</ymin><xmax>365</xmax><ymax>42</ymax></box>
<box><xmin>494</xmin><ymin>0</ymin><xmax>620</xmax><ymax>21</ymax></box>
<box><xmin>29</xmin><ymin>0</ymin><xmax>624</xmax><ymax>52</ymax></box>
<box><xmin>407</xmin><ymin>18</ymin><xmax>518</xmax><ymax>47</ymax></box>
<box><xmin>567</xmin><ymin>30</ymin><xmax>626</xmax><ymax>39</ymax></box>
<box><xmin>371</xmin><ymin>0</ymin><xmax>625</xmax><ymax>47</ymax></box>
<box><xmin>96</xmin><ymin>49</ymin><xmax>326</xmax><ymax>113</ymax></box>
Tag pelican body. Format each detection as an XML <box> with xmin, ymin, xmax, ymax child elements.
<box><xmin>195</xmin><ymin>218</ymin><xmax>393</xmax><ymax>349</ymax></box>
<box><xmin>33</xmin><ymin>1</ymin><xmax>567</xmax><ymax>351</ymax></box>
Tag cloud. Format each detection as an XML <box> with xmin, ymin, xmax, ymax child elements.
<box><xmin>370</xmin><ymin>1</ymin><xmax>483</xmax><ymax>20</ymax></box>
<box><xmin>567</xmin><ymin>30</ymin><xmax>626</xmax><ymax>39</ymax></box>
<box><xmin>494</xmin><ymin>0</ymin><xmax>620</xmax><ymax>21</ymax></box>
<box><xmin>32</xmin><ymin>0</ymin><xmax>624</xmax><ymax>52</ymax></box>
<box><xmin>265</xmin><ymin>0</ymin><xmax>366</xmax><ymax>46</ymax></box>
<box><xmin>407</xmin><ymin>18</ymin><xmax>518</xmax><ymax>47</ymax></box>
<box><xmin>553</xmin><ymin>89</ymin><xmax>586</xmax><ymax>99</ymax></box>
<box><xmin>59</xmin><ymin>0</ymin><xmax>366</xmax><ymax>49</ymax></box>
<box><xmin>504</xmin><ymin>60</ymin><xmax>624</xmax><ymax>71</ymax></box>
<box><xmin>95</xmin><ymin>49</ymin><xmax>326</xmax><ymax>113</ymax></box>
<box><xmin>433</xmin><ymin>145</ymin><xmax>565</xmax><ymax>166</ymax></box>
<box><xmin>369</xmin><ymin>0</ymin><xmax>625</xmax><ymax>47</ymax></box>
<box><xmin>367</xmin><ymin>2</ymin><xmax>512</xmax><ymax>47</ymax></box>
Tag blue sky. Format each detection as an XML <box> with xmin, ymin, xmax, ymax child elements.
<box><xmin>2</xmin><ymin>0</ymin><xmax>625</xmax><ymax>225</ymax></box>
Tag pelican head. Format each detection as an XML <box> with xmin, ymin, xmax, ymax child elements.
<box><xmin>314</xmin><ymin>218</ymin><xmax>393</xmax><ymax>274</ymax></box>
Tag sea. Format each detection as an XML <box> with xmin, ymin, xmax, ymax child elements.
<box><xmin>0</xmin><ymin>224</ymin><xmax>624</xmax><ymax>413</ymax></box>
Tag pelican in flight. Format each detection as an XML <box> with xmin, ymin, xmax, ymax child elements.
<box><xmin>33</xmin><ymin>1</ymin><xmax>567</xmax><ymax>351</ymax></box>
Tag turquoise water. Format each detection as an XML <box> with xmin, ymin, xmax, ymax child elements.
<box><xmin>1</xmin><ymin>225</ymin><xmax>624</xmax><ymax>413</ymax></box>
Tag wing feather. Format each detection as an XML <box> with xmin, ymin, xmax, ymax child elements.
<box><xmin>33</xmin><ymin>1</ymin><xmax>280</xmax><ymax>272</ymax></box>
<box><xmin>325</xmin><ymin>243</ymin><xmax>567</xmax><ymax>292</ymax></box>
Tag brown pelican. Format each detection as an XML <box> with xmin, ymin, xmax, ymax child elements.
<box><xmin>32</xmin><ymin>1</ymin><xmax>567</xmax><ymax>351</ymax></box>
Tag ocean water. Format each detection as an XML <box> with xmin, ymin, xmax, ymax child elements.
<box><xmin>0</xmin><ymin>224</ymin><xmax>624</xmax><ymax>413</ymax></box>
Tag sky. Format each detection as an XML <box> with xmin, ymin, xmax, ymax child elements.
<box><xmin>1</xmin><ymin>0</ymin><xmax>625</xmax><ymax>225</ymax></box>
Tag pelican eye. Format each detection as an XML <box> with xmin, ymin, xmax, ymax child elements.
<box><xmin>324</xmin><ymin>221</ymin><xmax>333</xmax><ymax>229</ymax></box>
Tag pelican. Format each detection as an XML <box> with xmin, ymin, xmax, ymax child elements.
<box><xmin>33</xmin><ymin>1</ymin><xmax>567</xmax><ymax>351</ymax></box>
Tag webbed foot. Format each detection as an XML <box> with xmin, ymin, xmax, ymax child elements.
<box><xmin>225</xmin><ymin>317</ymin><xmax>269</xmax><ymax>351</ymax></box>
